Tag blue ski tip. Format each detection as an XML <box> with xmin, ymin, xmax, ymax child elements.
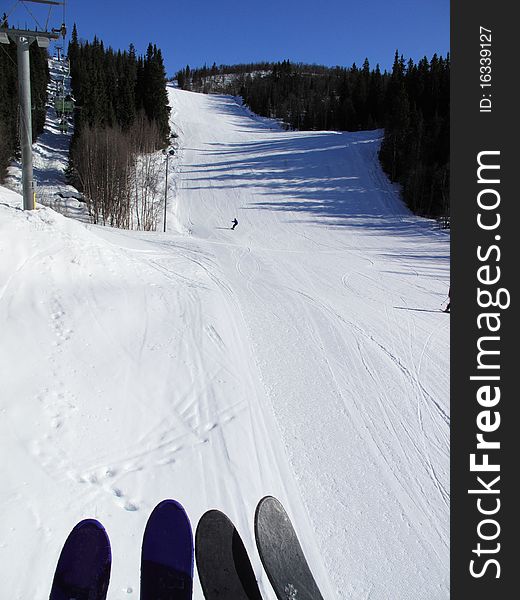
<box><xmin>141</xmin><ymin>499</ymin><xmax>194</xmax><ymax>600</ymax></box>
<box><xmin>50</xmin><ymin>519</ymin><xmax>111</xmax><ymax>600</ymax></box>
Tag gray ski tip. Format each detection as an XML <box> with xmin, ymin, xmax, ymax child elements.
<box><xmin>255</xmin><ymin>496</ymin><xmax>324</xmax><ymax>600</ymax></box>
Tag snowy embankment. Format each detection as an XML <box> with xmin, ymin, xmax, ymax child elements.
<box><xmin>0</xmin><ymin>85</ymin><xmax>449</xmax><ymax>599</ymax></box>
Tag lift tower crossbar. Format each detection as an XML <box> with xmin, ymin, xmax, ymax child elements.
<box><xmin>24</xmin><ymin>1</ymin><xmax>64</xmax><ymax>5</ymax></box>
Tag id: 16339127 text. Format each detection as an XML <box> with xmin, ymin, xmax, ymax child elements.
<box><xmin>480</xmin><ymin>26</ymin><xmax>492</xmax><ymax>113</ymax></box>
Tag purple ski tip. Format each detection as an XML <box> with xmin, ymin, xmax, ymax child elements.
<box><xmin>141</xmin><ymin>499</ymin><xmax>194</xmax><ymax>600</ymax></box>
<box><xmin>49</xmin><ymin>518</ymin><xmax>111</xmax><ymax>600</ymax></box>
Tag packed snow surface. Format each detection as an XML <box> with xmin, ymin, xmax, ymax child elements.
<box><xmin>0</xmin><ymin>86</ymin><xmax>449</xmax><ymax>599</ymax></box>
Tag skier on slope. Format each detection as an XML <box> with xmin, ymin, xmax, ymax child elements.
<box><xmin>231</xmin><ymin>218</ymin><xmax>238</xmax><ymax>230</ymax></box>
<box><xmin>443</xmin><ymin>287</ymin><xmax>450</xmax><ymax>313</ymax></box>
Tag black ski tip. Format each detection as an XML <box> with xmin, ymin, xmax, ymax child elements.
<box><xmin>196</xmin><ymin>509</ymin><xmax>262</xmax><ymax>600</ymax></box>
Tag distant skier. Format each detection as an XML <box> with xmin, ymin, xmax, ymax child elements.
<box><xmin>443</xmin><ymin>287</ymin><xmax>450</xmax><ymax>313</ymax></box>
<box><xmin>231</xmin><ymin>218</ymin><xmax>238</xmax><ymax>230</ymax></box>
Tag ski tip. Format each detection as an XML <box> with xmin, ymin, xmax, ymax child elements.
<box><xmin>197</xmin><ymin>508</ymin><xmax>229</xmax><ymax>522</ymax></box>
<box><xmin>196</xmin><ymin>509</ymin><xmax>226</xmax><ymax>532</ymax></box>
<box><xmin>143</xmin><ymin>499</ymin><xmax>193</xmax><ymax>545</ymax></box>
<box><xmin>141</xmin><ymin>500</ymin><xmax>194</xmax><ymax>598</ymax></box>
<box><xmin>195</xmin><ymin>509</ymin><xmax>230</xmax><ymax>555</ymax></box>
<box><xmin>255</xmin><ymin>495</ymin><xmax>282</xmax><ymax>515</ymax></box>
<box><xmin>194</xmin><ymin>509</ymin><xmax>236</xmax><ymax>549</ymax></box>
<box><xmin>142</xmin><ymin>499</ymin><xmax>194</xmax><ymax>571</ymax></box>
<box><xmin>257</xmin><ymin>495</ymin><xmax>278</xmax><ymax>504</ymax></box>
<box><xmin>150</xmin><ymin>498</ymin><xmax>190</xmax><ymax>518</ymax></box>
<box><xmin>63</xmin><ymin>518</ymin><xmax>111</xmax><ymax>553</ymax></box>
<box><xmin>50</xmin><ymin>519</ymin><xmax>111</xmax><ymax>600</ymax></box>
<box><xmin>254</xmin><ymin>496</ymin><xmax>286</xmax><ymax>536</ymax></box>
<box><xmin>74</xmin><ymin>518</ymin><xmax>109</xmax><ymax>532</ymax></box>
<box><xmin>195</xmin><ymin>509</ymin><xmax>263</xmax><ymax>600</ymax></box>
<box><xmin>254</xmin><ymin>497</ymin><xmax>325</xmax><ymax>600</ymax></box>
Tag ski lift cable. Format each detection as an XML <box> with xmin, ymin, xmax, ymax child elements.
<box><xmin>2</xmin><ymin>1</ymin><xmax>65</xmax><ymax>33</ymax></box>
<box><xmin>2</xmin><ymin>1</ymin><xmax>23</xmax><ymax>25</ymax></box>
<box><xmin>0</xmin><ymin>42</ymin><xmax>18</xmax><ymax>68</ymax></box>
<box><xmin>44</xmin><ymin>5</ymin><xmax>51</xmax><ymax>30</ymax></box>
<box><xmin>17</xmin><ymin>1</ymin><xmax>66</xmax><ymax>33</ymax></box>
<box><xmin>20</xmin><ymin>1</ymin><xmax>45</xmax><ymax>31</ymax></box>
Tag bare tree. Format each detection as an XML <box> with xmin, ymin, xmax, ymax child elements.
<box><xmin>71</xmin><ymin>113</ymin><xmax>167</xmax><ymax>230</ymax></box>
<box><xmin>129</xmin><ymin>113</ymin><xmax>163</xmax><ymax>231</ymax></box>
<box><xmin>73</xmin><ymin>125</ymin><xmax>133</xmax><ymax>227</ymax></box>
<box><xmin>0</xmin><ymin>121</ymin><xmax>11</xmax><ymax>183</ymax></box>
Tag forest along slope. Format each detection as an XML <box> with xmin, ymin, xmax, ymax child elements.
<box><xmin>0</xmin><ymin>86</ymin><xmax>449</xmax><ymax>600</ymax></box>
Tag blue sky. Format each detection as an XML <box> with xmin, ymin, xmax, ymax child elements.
<box><xmin>5</xmin><ymin>0</ymin><xmax>449</xmax><ymax>75</ymax></box>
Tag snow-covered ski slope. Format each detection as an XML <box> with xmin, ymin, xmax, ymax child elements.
<box><xmin>0</xmin><ymin>86</ymin><xmax>449</xmax><ymax>599</ymax></box>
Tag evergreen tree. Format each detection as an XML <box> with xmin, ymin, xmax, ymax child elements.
<box><xmin>116</xmin><ymin>45</ymin><xmax>137</xmax><ymax>130</ymax></box>
<box><xmin>141</xmin><ymin>44</ymin><xmax>170</xmax><ymax>144</ymax></box>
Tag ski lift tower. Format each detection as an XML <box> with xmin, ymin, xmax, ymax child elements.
<box><xmin>0</xmin><ymin>1</ymin><xmax>66</xmax><ymax>210</ymax></box>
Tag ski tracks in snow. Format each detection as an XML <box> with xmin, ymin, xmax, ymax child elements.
<box><xmin>164</xmin><ymin>88</ymin><xmax>449</xmax><ymax>598</ymax></box>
